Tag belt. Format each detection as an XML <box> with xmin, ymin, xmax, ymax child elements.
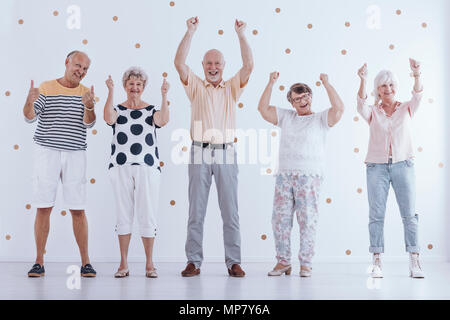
<box><xmin>192</xmin><ymin>141</ymin><xmax>234</xmax><ymax>149</ymax></box>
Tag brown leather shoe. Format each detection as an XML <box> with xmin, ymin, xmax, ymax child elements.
<box><xmin>228</xmin><ymin>264</ymin><xmax>245</xmax><ymax>277</ymax></box>
<box><xmin>181</xmin><ymin>263</ymin><xmax>200</xmax><ymax>277</ymax></box>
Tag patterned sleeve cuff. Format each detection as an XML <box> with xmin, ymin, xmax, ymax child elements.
<box><xmin>83</xmin><ymin>119</ymin><xmax>96</xmax><ymax>128</ymax></box>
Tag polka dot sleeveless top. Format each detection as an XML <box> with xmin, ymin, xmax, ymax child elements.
<box><xmin>109</xmin><ymin>104</ymin><xmax>161</xmax><ymax>172</ymax></box>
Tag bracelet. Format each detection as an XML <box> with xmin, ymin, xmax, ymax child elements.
<box><xmin>84</xmin><ymin>106</ymin><xmax>94</xmax><ymax>112</ymax></box>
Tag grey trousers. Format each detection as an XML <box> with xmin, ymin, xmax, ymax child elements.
<box><xmin>186</xmin><ymin>144</ymin><xmax>241</xmax><ymax>269</ymax></box>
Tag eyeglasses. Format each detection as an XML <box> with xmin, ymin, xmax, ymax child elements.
<box><xmin>291</xmin><ymin>93</ymin><xmax>312</xmax><ymax>103</ymax></box>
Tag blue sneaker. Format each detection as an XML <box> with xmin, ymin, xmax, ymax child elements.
<box><xmin>81</xmin><ymin>264</ymin><xmax>97</xmax><ymax>277</ymax></box>
<box><xmin>28</xmin><ymin>264</ymin><xmax>45</xmax><ymax>277</ymax></box>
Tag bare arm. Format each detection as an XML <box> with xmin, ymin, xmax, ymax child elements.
<box><xmin>235</xmin><ymin>20</ymin><xmax>254</xmax><ymax>87</ymax></box>
<box><xmin>103</xmin><ymin>75</ymin><xmax>117</xmax><ymax>125</ymax></box>
<box><xmin>410</xmin><ymin>58</ymin><xmax>423</xmax><ymax>93</ymax></box>
<box><xmin>154</xmin><ymin>79</ymin><xmax>170</xmax><ymax>127</ymax></box>
<box><xmin>174</xmin><ymin>17</ymin><xmax>198</xmax><ymax>85</ymax></box>
<box><xmin>356</xmin><ymin>63</ymin><xmax>372</xmax><ymax>122</ymax></box>
<box><xmin>358</xmin><ymin>63</ymin><xmax>368</xmax><ymax>99</ymax></box>
<box><xmin>258</xmin><ymin>72</ymin><xmax>279</xmax><ymax>125</ymax></box>
<box><xmin>320</xmin><ymin>74</ymin><xmax>344</xmax><ymax>127</ymax></box>
<box><xmin>82</xmin><ymin>85</ymin><xmax>96</xmax><ymax>126</ymax></box>
<box><xmin>23</xmin><ymin>80</ymin><xmax>39</xmax><ymax>120</ymax></box>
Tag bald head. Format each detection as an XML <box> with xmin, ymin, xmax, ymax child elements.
<box><xmin>202</xmin><ymin>49</ymin><xmax>225</xmax><ymax>87</ymax></box>
<box><xmin>64</xmin><ymin>50</ymin><xmax>91</xmax><ymax>86</ymax></box>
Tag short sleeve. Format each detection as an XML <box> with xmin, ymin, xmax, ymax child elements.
<box><xmin>229</xmin><ymin>71</ymin><xmax>245</xmax><ymax>102</ymax></box>
<box><xmin>275</xmin><ymin>107</ymin><xmax>289</xmax><ymax>128</ymax></box>
<box><xmin>152</xmin><ymin>107</ymin><xmax>161</xmax><ymax>129</ymax></box>
<box><xmin>182</xmin><ymin>68</ymin><xmax>202</xmax><ymax>102</ymax></box>
<box><xmin>319</xmin><ymin>108</ymin><xmax>331</xmax><ymax>130</ymax></box>
<box><xmin>407</xmin><ymin>90</ymin><xmax>423</xmax><ymax>117</ymax></box>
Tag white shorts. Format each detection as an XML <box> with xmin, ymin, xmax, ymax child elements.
<box><xmin>108</xmin><ymin>165</ymin><xmax>160</xmax><ymax>237</ymax></box>
<box><xmin>32</xmin><ymin>144</ymin><xmax>87</xmax><ymax>209</ymax></box>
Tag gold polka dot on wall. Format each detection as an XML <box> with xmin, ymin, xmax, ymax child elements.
<box><xmin>266</xmin><ymin>168</ymin><xmax>272</xmax><ymax>174</ymax></box>
<box><xmin>307</xmin><ymin>24</ymin><xmax>313</xmax><ymax>29</ymax></box>
<box><xmin>162</xmin><ymin>72</ymin><xmax>168</xmax><ymax>78</ymax></box>
<box><xmin>326</xmin><ymin>198</ymin><xmax>332</xmax><ymax>204</ymax></box>
<box><xmin>252</xmin><ymin>30</ymin><xmax>258</xmax><ymax>35</ymax></box>
<box><xmin>26</xmin><ymin>204</ymin><xmax>31</xmax><ymax>210</ymax></box>
<box><xmin>422</xmin><ymin>22</ymin><xmax>427</xmax><ymax>28</ymax></box>
<box><xmin>61</xmin><ymin>210</ymin><xmax>67</xmax><ymax>216</ymax></box>
<box><xmin>234</xmin><ymin>137</ymin><xmax>238</xmax><ymax>143</ymax></box>
<box><xmin>341</xmin><ymin>49</ymin><xmax>347</xmax><ymax>55</ymax></box>
<box><xmin>438</xmin><ymin>162</ymin><xmax>444</xmax><ymax>168</ymax></box>
<box><xmin>82</xmin><ymin>39</ymin><xmax>88</xmax><ymax>45</ymax></box>
<box><xmin>113</xmin><ymin>16</ymin><xmax>118</xmax><ymax>22</ymax></box>
<box><xmin>18</xmin><ymin>19</ymin><xmax>24</xmax><ymax>25</ymax></box>
<box><xmin>345</xmin><ymin>21</ymin><xmax>350</xmax><ymax>27</ymax></box>
<box><xmin>389</xmin><ymin>44</ymin><xmax>395</xmax><ymax>50</ymax></box>
<box><xmin>92</xmin><ymin>129</ymin><xmax>97</xmax><ymax>135</ymax></box>
<box><xmin>182</xmin><ymin>146</ymin><xmax>188</xmax><ymax>152</ymax></box>
<box><xmin>427</xmin><ymin>244</ymin><xmax>433</xmax><ymax>250</ymax></box>
<box><xmin>135</xmin><ymin>43</ymin><xmax>141</xmax><ymax>49</ymax></box>
<box><xmin>90</xmin><ymin>178</ymin><xmax>96</xmax><ymax>184</ymax></box>
<box><xmin>169</xmin><ymin>1</ymin><xmax>175</xmax><ymax>6</ymax></box>
<box><xmin>417</xmin><ymin>147</ymin><xmax>423</xmax><ymax>152</ymax></box>
<box><xmin>160</xmin><ymin>161</ymin><xmax>164</xmax><ymax>167</ymax></box>
<box><xmin>13</xmin><ymin>144</ymin><xmax>19</xmax><ymax>150</ymax></box>
<box><xmin>285</xmin><ymin>48</ymin><xmax>291</xmax><ymax>54</ymax></box>
<box><xmin>271</xmin><ymin>131</ymin><xmax>277</xmax><ymax>137</ymax></box>
<box><xmin>238</xmin><ymin>102</ymin><xmax>244</xmax><ymax>109</ymax></box>
<box><xmin>5</xmin><ymin>91</ymin><xmax>10</xmax><ymax>96</ymax></box>
<box><xmin>218</xmin><ymin>29</ymin><xmax>224</xmax><ymax>35</ymax></box>
<box><xmin>5</xmin><ymin>235</ymin><xmax>11</xmax><ymax>240</ymax></box>
<box><xmin>353</xmin><ymin>116</ymin><xmax>359</xmax><ymax>122</ymax></box>
<box><xmin>315</xmin><ymin>81</ymin><xmax>321</xmax><ymax>87</ymax></box>
<box><xmin>53</xmin><ymin>10</ymin><xmax>59</xmax><ymax>16</ymax></box>
<box><xmin>170</xmin><ymin>200</ymin><xmax>176</xmax><ymax>206</ymax></box>
<box><xmin>357</xmin><ymin>188</ymin><xmax>363</xmax><ymax>194</ymax></box>
<box><xmin>345</xmin><ymin>249</ymin><xmax>351</xmax><ymax>255</ymax></box>
<box><xmin>279</xmin><ymin>85</ymin><xmax>285</xmax><ymax>91</ymax></box>
<box><xmin>167</xmin><ymin>101</ymin><xmax>171</xmax><ymax>106</ymax></box>
<box><xmin>354</xmin><ymin>147</ymin><xmax>359</xmax><ymax>153</ymax></box>
<box><xmin>275</xmin><ymin>8</ymin><xmax>281</xmax><ymax>13</ymax></box>
<box><xmin>43</xmin><ymin>249</ymin><xmax>47</xmax><ymax>254</ymax></box>
<box><xmin>261</xmin><ymin>234</ymin><xmax>267</xmax><ymax>240</ymax></box>
<box><xmin>396</xmin><ymin>9</ymin><xmax>402</xmax><ymax>15</ymax></box>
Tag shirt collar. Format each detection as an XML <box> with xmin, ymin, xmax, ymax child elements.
<box><xmin>203</xmin><ymin>79</ymin><xmax>225</xmax><ymax>88</ymax></box>
<box><xmin>376</xmin><ymin>101</ymin><xmax>401</xmax><ymax>114</ymax></box>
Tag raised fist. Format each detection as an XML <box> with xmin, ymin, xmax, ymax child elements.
<box><xmin>358</xmin><ymin>63</ymin><xmax>368</xmax><ymax>80</ymax></box>
<box><xmin>161</xmin><ymin>78</ymin><xmax>170</xmax><ymax>96</ymax></box>
<box><xmin>105</xmin><ymin>75</ymin><xmax>114</xmax><ymax>92</ymax></box>
<box><xmin>82</xmin><ymin>86</ymin><xmax>95</xmax><ymax>109</ymax></box>
<box><xmin>187</xmin><ymin>17</ymin><xmax>199</xmax><ymax>33</ymax></box>
<box><xmin>27</xmin><ymin>80</ymin><xmax>40</xmax><ymax>104</ymax></box>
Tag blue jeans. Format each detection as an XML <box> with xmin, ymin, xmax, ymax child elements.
<box><xmin>366</xmin><ymin>159</ymin><xmax>419</xmax><ymax>253</ymax></box>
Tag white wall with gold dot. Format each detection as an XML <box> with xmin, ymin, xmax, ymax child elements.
<box><xmin>0</xmin><ymin>0</ymin><xmax>448</xmax><ymax>263</ymax></box>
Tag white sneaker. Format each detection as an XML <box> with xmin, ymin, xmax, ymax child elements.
<box><xmin>409</xmin><ymin>253</ymin><xmax>425</xmax><ymax>278</ymax></box>
<box><xmin>371</xmin><ymin>255</ymin><xmax>383</xmax><ymax>278</ymax></box>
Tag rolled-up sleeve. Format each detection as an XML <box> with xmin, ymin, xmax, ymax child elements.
<box><xmin>407</xmin><ymin>90</ymin><xmax>423</xmax><ymax>117</ymax></box>
<box><xmin>357</xmin><ymin>95</ymin><xmax>372</xmax><ymax>123</ymax></box>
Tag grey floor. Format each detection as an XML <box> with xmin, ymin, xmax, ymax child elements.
<box><xmin>1</xmin><ymin>262</ymin><xmax>449</xmax><ymax>300</ymax></box>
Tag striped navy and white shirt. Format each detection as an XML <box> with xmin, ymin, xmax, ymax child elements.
<box><xmin>25</xmin><ymin>80</ymin><xmax>95</xmax><ymax>151</ymax></box>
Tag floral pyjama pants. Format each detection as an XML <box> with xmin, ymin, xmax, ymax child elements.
<box><xmin>272</xmin><ymin>173</ymin><xmax>323</xmax><ymax>267</ymax></box>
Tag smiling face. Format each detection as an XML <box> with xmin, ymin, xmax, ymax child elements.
<box><xmin>377</xmin><ymin>82</ymin><xmax>396</xmax><ymax>103</ymax></box>
<box><xmin>290</xmin><ymin>92</ymin><xmax>313</xmax><ymax>115</ymax></box>
<box><xmin>64</xmin><ymin>52</ymin><xmax>90</xmax><ymax>86</ymax></box>
<box><xmin>202</xmin><ymin>49</ymin><xmax>225</xmax><ymax>86</ymax></box>
<box><xmin>124</xmin><ymin>76</ymin><xmax>145</xmax><ymax>100</ymax></box>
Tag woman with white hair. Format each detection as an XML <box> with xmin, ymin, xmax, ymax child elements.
<box><xmin>103</xmin><ymin>67</ymin><xmax>170</xmax><ymax>278</ymax></box>
<box><xmin>357</xmin><ymin>58</ymin><xmax>424</xmax><ymax>278</ymax></box>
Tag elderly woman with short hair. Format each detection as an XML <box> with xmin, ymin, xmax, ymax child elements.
<box><xmin>357</xmin><ymin>58</ymin><xmax>424</xmax><ymax>278</ymax></box>
<box><xmin>103</xmin><ymin>67</ymin><xmax>169</xmax><ymax>278</ymax></box>
<box><xmin>258</xmin><ymin>71</ymin><xmax>344</xmax><ymax>277</ymax></box>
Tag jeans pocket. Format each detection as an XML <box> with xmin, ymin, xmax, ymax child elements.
<box><xmin>366</xmin><ymin>163</ymin><xmax>376</xmax><ymax>168</ymax></box>
<box><xmin>405</xmin><ymin>159</ymin><xmax>415</xmax><ymax>167</ymax></box>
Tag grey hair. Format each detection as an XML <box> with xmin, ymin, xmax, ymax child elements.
<box><xmin>373</xmin><ymin>70</ymin><xmax>399</xmax><ymax>105</ymax></box>
<box><xmin>66</xmin><ymin>50</ymin><xmax>88</xmax><ymax>61</ymax></box>
<box><xmin>122</xmin><ymin>67</ymin><xmax>148</xmax><ymax>87</ymax></box>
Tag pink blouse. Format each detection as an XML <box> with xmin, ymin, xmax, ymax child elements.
<box><xmin>357</xmin><ymin>91</ymin><xmax>423</xmax><ymax>164</ymax></box>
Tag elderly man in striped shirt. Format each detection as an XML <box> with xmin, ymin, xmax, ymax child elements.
<box><xmin>23</xmin><ymin>50</ymin><xmax>97</xmax><ymax>278</ymax></box>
